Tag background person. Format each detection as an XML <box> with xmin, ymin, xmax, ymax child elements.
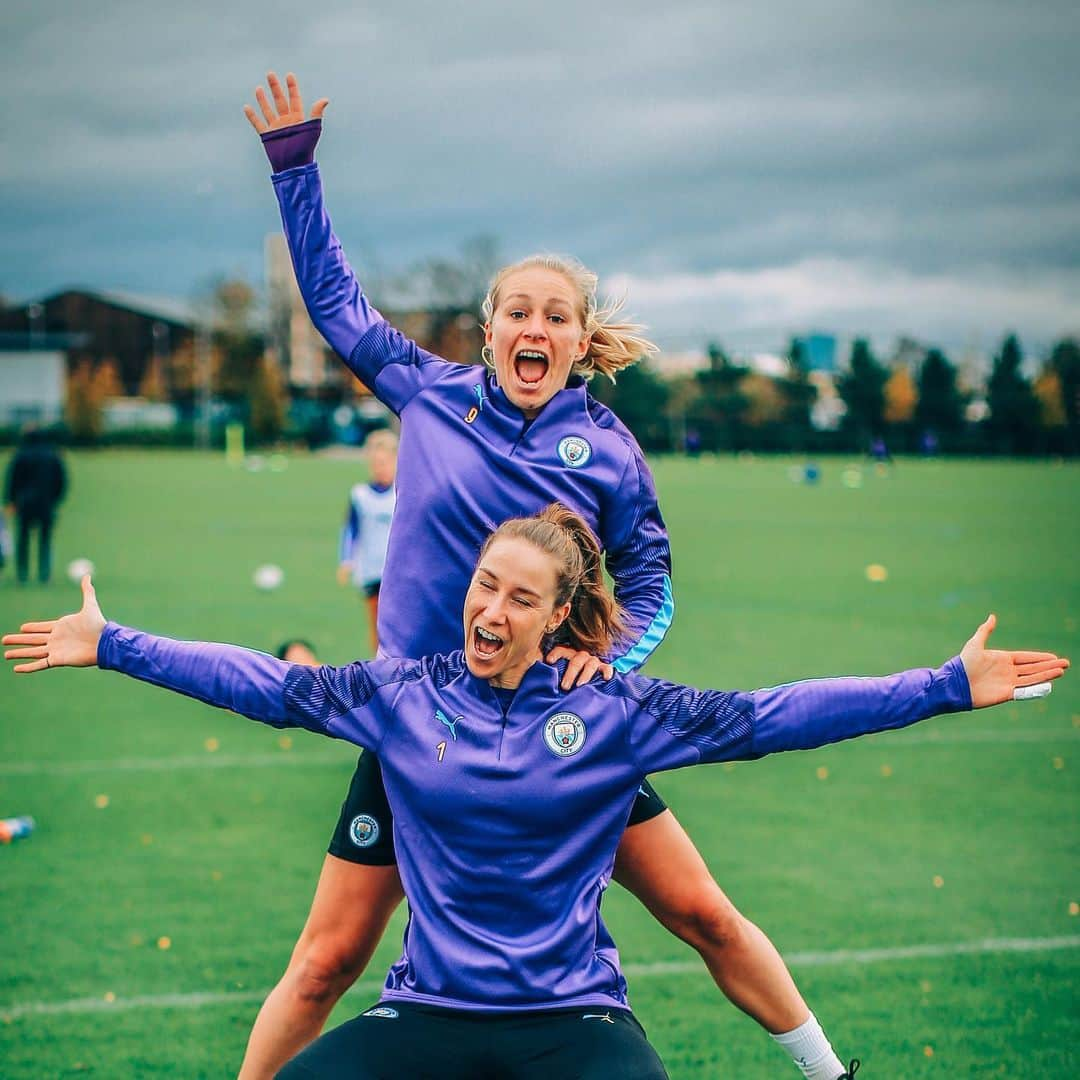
<box><xmin>4</xmin><ymin>427</ymin><xmax>68</xmax><ymax>585</ymax></box>
<box><xmin>241</xmin><ymin>70</ymin><xmax>853</xmax><ymax>1080</ymax></box>
<box><xmin>3</xmin><ymin>508</ymin><xmax>1067</xmax><ymax>1079</ymax></box>
<box><xmin>336</xmin><ymin>429</ymin><xmax>397</xmax><ymax>654</ymax></box>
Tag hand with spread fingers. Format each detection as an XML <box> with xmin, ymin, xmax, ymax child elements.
<box><xmin>545</xmin><ymin>645</ymin><xmax>614</xmax><ymax>690</ymax></box>
<box><xmin>244</xmin><ymin>71</ymin><xmax>328</xmax><ymax>135</ymax></box>
<box><xmin>959</xmin><ymin>613</ymin><xmax>1069</xmax><ymax>707</ymax></box>
<box><xmin>2</xmin><ymin>574</ymin><xmax>106</xmax><ymax>673</ymax></box>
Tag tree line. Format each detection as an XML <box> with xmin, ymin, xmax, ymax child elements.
<box><xmin>592</xmin><ymin>334</ymin><xmax>1080</xmax><ymax>457</ymax></box>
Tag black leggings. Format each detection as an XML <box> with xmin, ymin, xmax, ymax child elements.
<box><xmin>276</xmin><ymin>1001</ymin><xmax>669</xmax><ymax>1079</ymax></box>
<box><xmin>16</xmin><ymin>512</ymin><xmax>54</xmax><ymax>584</ymax></box>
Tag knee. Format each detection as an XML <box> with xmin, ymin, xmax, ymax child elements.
<box><xmin>288</xmin><ymin>934</ymin><xmax>369</xmax><ymax>1006</ymax></box>
<box><xmin>661</xmin><ymin>886</ymin><xmax>750</xmax><ymax>957</ymax></box>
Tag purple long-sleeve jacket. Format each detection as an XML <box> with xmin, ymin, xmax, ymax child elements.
<box><xmin>269</xmin><ymin>152</ymin><xmax>671</xmax><ymax>670</ymax></box>
<box><xmin>99</xmin><ymin>623</ymin><xmax>971</xmax><ymax>1012</ymax></box>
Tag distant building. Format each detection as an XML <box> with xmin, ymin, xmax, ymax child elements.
<box><xmin>0</xmin><ymin>290</ymin><xmax>195</xmax><ymax>395</ymax></box>
<box><xmin>652</xmin><ymin>350</ymin><xmax>709</xmax><ymax>377</ymax></box>
<box><xmin>266</xmin><ymin>233</ymin><xmax>335</xmax><ymax>392</ymax></box>
<box><xmin>794</xmin><ymin>333</ymin><xmax>837</xmax><ymax>373</ymax></box>
<box><xmin>889</xmin><ymin>336</ymin><xmax>927</xmax><ymax>373</ymax></box>
<box><xmin>0</xmin><ymin>331</ymin><xmax>87</xmax><ymax>427</ymax></box>
<box><xmin>265</xmin><ymin>233</ymin><xmax>484</xmax><ymax>394</ymax></box>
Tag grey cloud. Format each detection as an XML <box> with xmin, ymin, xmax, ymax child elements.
<box><xmin>2</xmin><ymin>0</ymin><xmax>1078</xmax><ymax>349</ymax></box>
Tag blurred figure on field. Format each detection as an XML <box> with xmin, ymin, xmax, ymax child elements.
<box><xmin>276</xmin><ymin>639</ymin><xmax>320</xmax><ymax>666</ymax></box>
<box><xmin>920</xmin><ymin>429</ymin><xmax>939</xmax><ymax>457</ymax></box>
<box><xmin>869</xmin><ymin>436</ymin><xmax>892</xmax><ymax>465</ymax></box>
<box><xmin>4</xmin><ymin>427</ymin><xmax>68</xmax><ymax>585</ymax></box>
<box><xmin>336</xmin><ymin>429</ymin><xmax>397</xmax><ymax>653</ymax></box>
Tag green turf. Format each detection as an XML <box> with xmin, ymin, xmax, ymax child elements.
<box><xmin>0</xmin><ymin>450</ymin><xmax>1077</xmax><ymax>1077</ymax></box>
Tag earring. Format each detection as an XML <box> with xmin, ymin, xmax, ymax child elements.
<box><xmin>481</xmin><ymin>345</ymin><xmax>494</xmax><ymax>365</ymax></box>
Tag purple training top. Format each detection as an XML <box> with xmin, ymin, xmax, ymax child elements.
<box><xmin>99</xmin><ymin>624</ymin><xmax>971</xmax><ymax>1013</ymax></box>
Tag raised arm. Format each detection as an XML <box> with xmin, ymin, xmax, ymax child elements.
<box><xmin>2</xmin><ymin>576</ymin><xmax>389</xmax><ymax>749</ymax></box>
<box><xmin>622</xmin><ymin>615</ymin><xmax>1068</xmax><ymax>773</ymax></box>
<box><xmin>245</xmin><ymin>72</ymin><xmax>446</xmax><ymax>414</ymax></box>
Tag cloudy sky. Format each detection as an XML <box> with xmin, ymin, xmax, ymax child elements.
<box><xmin>4</xmin><ymin>0</ymin><xmax>1078</xmax><ymax>355</ymax></box>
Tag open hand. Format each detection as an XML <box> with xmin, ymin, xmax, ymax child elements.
<box><xmin>546</xmin><ymin>645</ymin><xmax>614</xmax><ymax>690</ymax></box>
<box><xmin>244</xmin><ymin>71</ymin><xmax>328</xmax><ymax>135</ymax></box>
<box><xmin>2</xmin><ymin>575</ymin><xmax>106</xmax><ymax>673</ymax></box>
<box><xmin>960</xmin><ymin>614</ymin><xmax>1069</xmax><ymax>707</ymax></box>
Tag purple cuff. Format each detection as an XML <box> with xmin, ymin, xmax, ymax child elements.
<box><xmin>261</xmin><ymin>119</ymin><xmax>322</xmax><ymax>174</ymax></box>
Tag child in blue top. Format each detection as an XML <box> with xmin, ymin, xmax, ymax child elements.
<box><xmin>337</xmin><ymin>429</ymin><xmax>398</xmax><ymax>653</ymax></box>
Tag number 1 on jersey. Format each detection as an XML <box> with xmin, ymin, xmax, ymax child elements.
<box><xmin>436</xmin><ymin>740</ymin><xmax>447</xmax><ymax>763</ymax></box>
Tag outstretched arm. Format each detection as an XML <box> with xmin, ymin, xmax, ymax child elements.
<box><xmin>245</xmin><ymin>72</ymin><xmax>445</xmax><ymax>414</ymax></box>
<box><xmin>2</xmin><ymin>577</ymin><xmax>387</xmax><ymax>747</ymax></box>
<box><xmin>624</xmin><ymin>616</ymin><xmax>1069</xmax><ymax>772</ymax></box>
<box><xmin>750</xmin><ymin>615</ymin><xmax>1066</xmax><ymax>757</ymax></box>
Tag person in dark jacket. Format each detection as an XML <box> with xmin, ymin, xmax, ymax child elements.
<box><xmin>4</xmin><ymin>427</ymin><xmax>68</xmax><ymax>584</ymax></box>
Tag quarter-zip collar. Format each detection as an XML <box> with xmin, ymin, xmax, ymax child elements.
<box><xmin>460</xmin><ymin>655</ymin><xmax>568</xmax><ymax>721</ymax></box>
<box><xmin>485</xmin><ymin>370</ymin><xmax>591</xmax><ymax>433</ymax></box>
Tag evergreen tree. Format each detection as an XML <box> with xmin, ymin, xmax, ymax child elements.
<box><xmin>1049</xmin><ymin>337</ymin><xmax>1080</xmax><ymax>455</ymax></box>
<box><xmin>986</xmin><ymin>334</ymin><xmax>1040</xmax><ymax>454</ymax></box>
<box><xmin>915</xmin><ymin>348</ymin><xmax>964</xmax><ymax>442</ymax></box>
<box><xmin>687</xmin><ymin>342</ymin><xmax>747</xmax><ymax>450</ymax></box>
<box><xmin>776</xmin><ymin>338</ymin><xmax>817</xmax><ymax>438</ymax></box>
<box><xmin>837</xmin><ymin>338</ymin><xmax>887</xmax><ymax>446</ymax></box>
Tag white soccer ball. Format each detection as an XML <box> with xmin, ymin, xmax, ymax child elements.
<box><xmin>253</xmin><ymin>564</ymin><xmax>284</xmax><ymax>591</ymax></box>
<box><xmin>67</xmin><ymin>557</ymin><xmax>95</xmax><ymax>583</ymax></box>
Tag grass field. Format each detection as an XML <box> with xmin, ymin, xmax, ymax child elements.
<box><xmin>0</xmin><ymin>449</ymin><xmax>1077</xmax><ymax>1078</ymax></box>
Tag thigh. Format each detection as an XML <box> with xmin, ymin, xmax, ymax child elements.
<box><xmin>276</xmin><ymin>1003</ymin><xmax>482</xmax><ymax>1080</ymax></box>
<box><xmin>328</xmin><ymin>752</ymin><xmax>398</xmax><ymax>865</ymax></box>
<box><xmin>500</xmin><ymin>1009</ymin><xmax>669</xmax><ymax>1080</ymax></box>
<box><xmin>613</xmin><ymin>808</ymin><xmax>731</xmax><ymax>921</ymax></box>
<box><xmin>292</xmin><ymin>853</ymin><xmax>404</xmax><ymax>975</ymax></box>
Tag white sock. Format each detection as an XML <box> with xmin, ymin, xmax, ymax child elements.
<box><xmin>771</xmin><ymin>1013</ymin><xmax>846</xmax><ymax>1079</ymax></box>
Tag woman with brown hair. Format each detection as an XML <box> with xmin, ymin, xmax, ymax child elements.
<box><xmin>4</xmin><ymin>504</ymin><xmax>1066</xmax><ymax>1078</ymax></box>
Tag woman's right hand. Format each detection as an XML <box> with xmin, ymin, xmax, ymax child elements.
<box><xmin>2</xmin><ymin>575</ymin><xmax>106</xmax><ymax>673</ymax></box>
<box><xmin>243</xmin><ymin>71</ymin><xmax>328</xmax><ymax>135</ymax></box>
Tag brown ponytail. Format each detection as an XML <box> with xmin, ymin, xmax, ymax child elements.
<box><xmin>478</xmin><ymin>503</ymin><xmax>628</xmax><ymax>658</ymax></box>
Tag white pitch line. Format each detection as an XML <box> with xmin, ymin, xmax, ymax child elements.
<box><xmin>4</xmin><ymin>935</ymin><xmax>1078</xmax><ymax>1023</ymax></box>
<box><xmin>0</xmin><ymin>752</ymin><xmax>350</xmax><ymax>777</ymax></box>
<box><xmin>5</xmin><ymin>728</ymin><xmax>1076</xmax><ymax>778</ymax></box>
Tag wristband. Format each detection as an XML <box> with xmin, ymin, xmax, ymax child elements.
<box><xmin>1013</xmin><ymin>682</ymin><xmax>1051</xmax><ymax>701</ymax></box>
<box><xmin>261</xmin><ymin>118</ymin><xmax>322</xmax><ymax>173</ymax></box>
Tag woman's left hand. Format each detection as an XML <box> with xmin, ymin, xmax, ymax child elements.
<box><xmin>960</xmin><ymin>613</ymin><xmax>1069</xmax><ymax>707</ymax></box>
<box><xmin>546</xmin><ymin>646</ymin><xmax>614</xmax><ymax>690</ymax></box>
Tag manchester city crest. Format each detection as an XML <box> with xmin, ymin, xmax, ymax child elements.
<box><xmin>557</xmin><ymin>435</ymin><xmax>592</xmax><ymax>469</ymax></box>
<box><xmin>349</xmin><ymin>813</ymin><xmax>380</xmax><ymax>848</ymax></box>
<box><xmin>544</xmin><ymin>712</ymin><xmax>588</xmax><ymax>757</ymax></box>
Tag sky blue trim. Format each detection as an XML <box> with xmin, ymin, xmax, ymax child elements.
<box><xmin>612</xmin><ymin>574</ymin><xmax>674</xmax><ymax>673</ymax></box>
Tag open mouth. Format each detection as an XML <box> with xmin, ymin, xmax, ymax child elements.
<box><xmin>513</xmin><ymin>350</ymin><xmax>549</xmax><ymax>386</ymax></box>
<box><xmin>472</xmin><ymin>625</ymin><xmax>505</xmax><ymax>658</ymax></box>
